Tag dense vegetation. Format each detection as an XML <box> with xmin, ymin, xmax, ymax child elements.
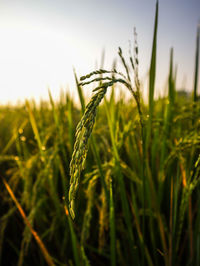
<box><xmin>0</xmin><ymin>2</ymin><xmax>200</xmax><ymax>265</ymax></box>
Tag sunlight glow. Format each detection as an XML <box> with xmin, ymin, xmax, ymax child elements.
<box><xmin>0</xmin><ymin>0</ymin><xmax>199</xmax><ymax>104</ymax></box>
<box><xmin>0</xmin><ymin>18</ymin><xmax>94</xmax><ymax>104</ymax></box>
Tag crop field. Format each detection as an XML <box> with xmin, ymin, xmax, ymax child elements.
<box><xmin>0</xmin><ymin>2</ymin><xmax>200</xmax><ymax>266</ymax></box>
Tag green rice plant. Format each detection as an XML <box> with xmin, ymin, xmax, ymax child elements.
<box><xmin>75</xmin><ymin>69</ymin><xmax>109</xmax><ymax>206</ymax></box>
<box><xmin>69</xmin><ymin>64</ymin><xmax>143</xmax><ymax>224</ymax></box>
<box><xmin>69</xmin><ymin>63</ymin><xmax>143</xmax><ymax>264</ymax></box>
<box><xmin>69</xmin><ymin>86</ymin><xmax>108</xmax><ymax>219</ymax></box>
<box><xmin>69</xmin><ymin>60</ymin><xmax>138</xmax><ymax>219</ymax></box>
<box><xmin>68</xmin><ymin>3</ymin><xmax>165</xmax><ymax>265</ymax></box>
<box><xmin>68</xmin><ymin>23</ymin><xmax>145</xmax><ymax>220</ymax></box>
<box><xmin>104</xmin><ymin>96</ymin><xmax>139</xmax><ymax>263</ymax></box>
<box><xmin>1</xmin><ymin>1</ymin><xmax>200</xmax><ymax>266</ymax></box>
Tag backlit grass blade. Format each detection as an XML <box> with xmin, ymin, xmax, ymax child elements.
<box><xmin>147</xmin><ymin>0</ymin><xmax>158</xmax><ymax>149</ymax></box>
<box><xmin>26</xmin><ymin>100</ymin><xmax>44</xmax><ymax>159</ymax></box>
<box><xmin>66</xmin><ymin>95</ymin><xmax>74</xmax><ymax>154</ymax></box>
<box><xmin>193</xmin><ymin>25</ymin><xmax>200</xmax><ymax>102</ymax></box>
<box><xmin>2</xmin><ymin>120</ymin><xmax>28</xmax><ymax>155</ymax></box>
<box><xmin>74</xmin><ymin>70</ymin><xmax>85</xmax><ymax>113</ymax></box>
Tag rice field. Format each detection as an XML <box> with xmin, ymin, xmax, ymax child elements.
<box><xmin>0</xmin><ymin>2</ymin><xmax>200</xmax><ymax>266</ymax></box>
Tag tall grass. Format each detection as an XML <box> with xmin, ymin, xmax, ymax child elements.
<box><xmin>0</xmin><ymin>2</ymin><xmax>200</xmax><ymax>266</ymax></box>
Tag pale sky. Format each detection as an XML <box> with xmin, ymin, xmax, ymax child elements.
<box><xmin>0</xmin><ymin>0</ymin><xmax>199</xmax><ymax>104</ymax></box>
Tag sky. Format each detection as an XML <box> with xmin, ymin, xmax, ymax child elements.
<box><xmin>0</xmin><ymin>0</ymin><xmax>199</xmax><ymax>104</ymax></box>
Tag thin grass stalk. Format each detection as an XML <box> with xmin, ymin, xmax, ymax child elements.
<box><xmin>172</xmin><ymin>169</ymin><xmax>179</xmax><ymax>265</ymax></box>
<box><xmin>193</xmin><ymin>25</ymin><xmax>200</xmax><ymax>102</ymax></box>
<box><xmin>188</xmin><ymin>197</ymin><xmax>193</xmax><ymax>261</ymax></box>
<box><xmin>169</xmin><ymin>178</ymin><xmax>173</xmax><ymax>266</ymax></box>
<box><xmin>194</xmin><ymin>195</ymin><xmax>200</xmax><ymax>264</ymax></box>
<box><xmin>2</xmin><ymin>176</ymin><xmax>55</xmax><ymax>266</ymax></box>
<box><xmin>109</xmin><ymin>178</ymin><xmax>116</xmax><ymax>266</ymax></box>
<box><xmin>118</xmin><ymin>47</ymin><xmax>131</xmax><ymax>82</ymax></box>
<box><xmin>64</xmin><ymin>206</ymin><xmax>81</xmax><ymax>266</ymax></box>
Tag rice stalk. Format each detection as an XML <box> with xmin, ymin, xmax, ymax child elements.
<box><xmin>66</xmin><ymin>206</ymin><xmax>81</xmax><ymax>266</ymax></box>
<box><xmin>69</xmin><ymin>86</ymin><xmax>108</xmax><ymax>219</ymax></box>
<box><xmin>69</xmin><ymin>62</ymin><xmax>140</xmax><ymax>219</ymax></box>
<box><xmin>75</xmin><ymin>69</ymin><xmax>109</xmax><ymax>205</ymax></box>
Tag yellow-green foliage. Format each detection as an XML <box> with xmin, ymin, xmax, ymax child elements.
<box><xmin>0</xmin><ymin>2</ymin><xmax>200</xmax><ymax>266</ymax></box>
